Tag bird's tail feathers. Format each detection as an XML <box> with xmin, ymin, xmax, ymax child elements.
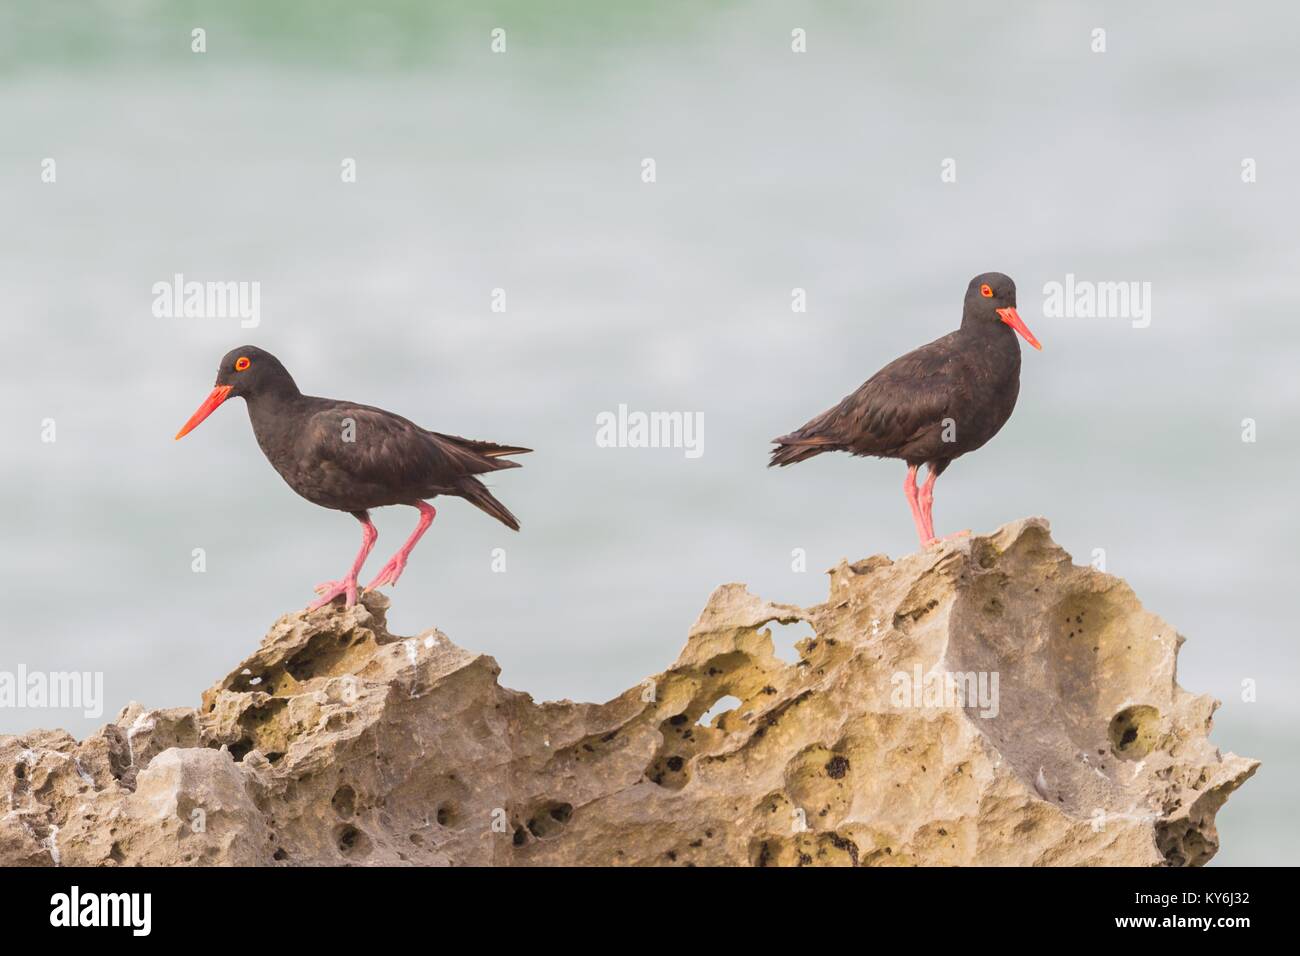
<box><xmin>456</xmin><ymin>477</ymin><xmax>521</xmax><ymax>531</ymax></box>
<box><xmin>432</xmin><ymin>432</ymin><xmax>532</xmax><ymax>474</ymax></box>
<box><xmin>768</xmin><ymin>432</ymin><xmax>838</xmax><ymax>467</ymax></box>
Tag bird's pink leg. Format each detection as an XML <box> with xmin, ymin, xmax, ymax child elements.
<box><xmin>309</xmin><ymin>514</ymin><xmax>378</xmax><ymax>611</ymax></box>
<box><xmin>903</xmin><ymin>465</ymin><xmax>933</xmax><ymax>547</ymax></box>
<box><xmin>917</xmin><ymin>467</ymin><xmax>938</xmax><ymax>542</ymax></box>
<box><xmin>918</xmin><ymin>466</ymin><xmax>969</xmax><ymax>546</ymax></box>
<box><xmin>365</xmin><ymin>502</ymin><xmax>437</xmax><ymax>591</ymax></box>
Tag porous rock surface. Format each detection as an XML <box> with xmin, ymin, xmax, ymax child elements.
<box><xmin>0</xmin><ymin>518</ymin><xmax>1257</xmax><ymax>866</ymax></box>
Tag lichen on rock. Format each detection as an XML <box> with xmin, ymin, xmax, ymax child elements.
<box><xmin>0</xmin><ymin>518</ymin><xmax>1258</xmax><ymax>866</ymax></box>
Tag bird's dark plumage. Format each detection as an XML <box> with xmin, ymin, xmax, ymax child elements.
<box><xmin>211</xmin><ymin>348</ymin><xmax>529</xmax><ymax>528</ymax></box>
<box><xmin>770</xmin><ymin>272</ymin><xmax>1040</xmax><ymax>545</ymax></box>
<box><xmin>771</xmin><ymin>273</ymin><xmax>1030</xmax><ymax>470</ymax></box>
<box><xmin>176</xmin><ymin>345</ymin><xmax>529</xmax><ymax>608</ymax></box>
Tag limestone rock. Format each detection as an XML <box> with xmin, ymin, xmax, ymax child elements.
<box><xmin>0</xmin><ymin>518</ymin><xmax>1257</xmax><ymax>866</ymax></box>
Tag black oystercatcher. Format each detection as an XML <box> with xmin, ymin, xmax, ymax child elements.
<box><xmin>769</xmin><ymin>272</ymin><xmax>1041</xmax><ymax>547</ymax></box>
<box><xmin>175</xmin><ymin>346</ymin><xmax>529</xmax><ymax>610</ymax></box>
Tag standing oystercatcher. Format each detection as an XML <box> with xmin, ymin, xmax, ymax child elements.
<box><xmin>769</xmin><ymin>272</ymin><xmax>1041</xmax><ymax>547</ymax></box>
<box><xmin>175</xmin><ymin>346</ymin><xmax>529</xmax><ymax>610</ymax></box>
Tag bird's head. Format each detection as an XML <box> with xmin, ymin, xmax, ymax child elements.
<box><xmin>963</xmin><ymin>272</ymin><xmax>1041</xmax><ymax>350</ymax></box>
<box><xmin>174</xmin><ymin>346</ymin><xmax>297</xmax><ymax>439</ymax></box>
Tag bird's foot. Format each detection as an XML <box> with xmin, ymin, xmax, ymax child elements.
<box><xmin>364</xmin><ymin>557</ymin><xmax>407</xmax><ymax>591</ymax></box>
<box><xmin>308</xmin><ymin>577</ymin><xmax>359</xmax><ymax>611</ymax></box>
<box><xmin>925</xmin><ymin>529</ymin><xmax>971</xmax><ymax>548</ymax></box>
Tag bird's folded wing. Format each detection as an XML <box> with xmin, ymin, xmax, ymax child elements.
<box><xmin>297</xmin><ymin>406</ymin><xmax>448</xmax><ymax>485</ymax></box>
<box><xmin>797</xmin><ymin>344</ymin><xmax>962</xmax><ymax>451</ymax></box>
<box><xmin>299</xmin><ymin>405</ymin><xmax>518</xmax><ymax>485</ymax></box>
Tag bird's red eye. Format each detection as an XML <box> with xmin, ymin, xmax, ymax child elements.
<box><xmin>980</xmin><ymin>284</ymin><xmax>993</xmax><ymax>298</ymax></box>
<box><xmin>234</xmin><ymin>357</ymin><xmax>251</xmax><ymax>372</ymax></box>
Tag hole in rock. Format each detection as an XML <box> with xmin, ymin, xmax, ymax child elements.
<box><xmin>332</xmin><ymin>785</ymin><xmax>357</xmax><ymax>819</ymax></box>
<box><xmin>286</xmin><ymin>630</ymin><xmax>362</xmax><ymax>682</ymax></box>
<box><xmin>335</xmin><ymin>824</ymin><xmax>371</xmax><ymax>858</ymax></box>
<box><xmin>526</xmin><ymin>801</ymin><xmax>574</xmax><ymax>839</ymax></box>
<box><xmin>1108</xmin><ymin>704</ymin><xmax>1160</xmax><ymax>760</ymax></box>
<box><xmin>227</xmin><ymin>739</ymin><xmax>253</xmax><ymax>762</ymax></box>
<box><xmin>697</xmin><ymin>696</ymin><xmax>743</xmax><ymax>728</ymax></box>
<box><xmin>766</xmin><ymin>620</ymin><xmax>816</xmax><ymax>664</ymax></box>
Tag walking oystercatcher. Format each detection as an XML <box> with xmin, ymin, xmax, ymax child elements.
<box><xmin>769</xmin><ymin>272</ymin><xmax>1041</xmax><ymax>547</ymax></box>
<box><xmin>175</xmin><ymin>346</ymin><xmax>529</xmax><ymax>610</ymax></box>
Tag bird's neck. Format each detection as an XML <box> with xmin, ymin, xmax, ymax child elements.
<box><xmin>244</xmin><ymin>386</ymin><xmax>306</xmax><ymax>462</ymax></box>
<box><xmin>244</xmin><ymin>380</ymin><xmax>304</xmax><ymax>427</ymax></box>
<box><xmin>960</xmin><ymin>313</ymin><xmax>1020</xmax><ymax>350</ymax></box>
<box><xmin>252</xmin><ymin>374</ymin><xmax>303</xmax><ymax>405</ymax></box>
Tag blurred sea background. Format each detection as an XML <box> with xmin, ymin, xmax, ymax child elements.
<box><xmin>1</xmin><ymin>1</ymin><xmax>1296</xmax><ymax>865</ymax></box>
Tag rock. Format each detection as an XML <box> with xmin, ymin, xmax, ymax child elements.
<box><xmin>0</xmin><ymin>518</ymin><xmax>1257</xmax><ymax>866</ymax></box>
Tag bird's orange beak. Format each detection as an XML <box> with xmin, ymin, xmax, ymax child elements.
<box><xmin>997</xmin><ymin>307</ymin><xmax>1042</xmax><ymax>350</ymax></box>
<box><xmin>175</xmin><ymin>385</ymin><xmax>233</xmax><ymax>440</ymax></box>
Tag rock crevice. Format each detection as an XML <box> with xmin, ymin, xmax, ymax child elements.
<box><xmin>0</xmin><ymin>518</ymin><xmax>1257</xmax><ymax>866</ymax></box>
